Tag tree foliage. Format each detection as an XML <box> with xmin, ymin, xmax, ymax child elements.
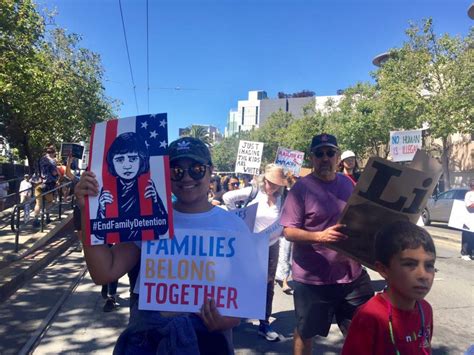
<box><xmin>375</xmin><ymin>18</ymin><xmax>473</xmax><ymax>188</ymax></box>
<box><xmin>182</xmin><ymin>125</ymin><xmax>211</xmax><ymax>146</ymax></box>
<box><xmin>277</xmin><ymin>90</ymin><xmax>315</xmax><ymax>99</ymax></box>
<box><xmin>212</xmin><ymin>131</ymin><xmax>251</xmax><ymax>172</ymax></box>
<box><xmin>0</xmin><ymin>0</ymin><xmax>116</xmax><ymax>167</ymax></box>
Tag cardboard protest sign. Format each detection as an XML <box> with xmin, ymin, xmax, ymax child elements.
<box><xmin>138</xmin><ymin>228</ymin><xmax>268</xmax><ymax>319</ymax></box>
<box><xmin>60</xmin><ymin>143</ymin><xmax>84</xmax><ymax>159</ymax></box>
<box><xmin>275</xmin><ymin>147</ymin><xmax>305</xmax><ymax>176</ymax></box>
<box><xmin>84</xmin><ymin>114</ymin><xmax>173</xmax><ymax>245</ymax></box>
<box><xmin>235</xmin><ymin>140</ymin><xmax>264</xmax><ymax>175</ymax></box>
<box><xmin>335</xmin><ymin>150</ymin><xmax>442</xmax><ymax>269</ymax></box>
<box><xmin>231</xmin><ymin>203</ymin><xmax>258</xmax><ymax>231</ymax></box>
<box><xmin>448</xmin><ymin>200</ymin><xmax>474</xmax><ymax>232</ymax></box>
<box><xmin>390</xmin><ymin>129</ymin><xmax>422</xmax><ymax>162</ymax></box>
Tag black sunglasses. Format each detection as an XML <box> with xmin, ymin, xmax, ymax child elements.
<box><xmin>170</xmin><ymin>164</ymin><xmax>209</xmax><ymax>181</ymax></box>
<box><xmin>313</xmin><ymin>150</ymin><xmax>337</xmax><ymax>158</ymax></box>
<box><xmin>229</xmin><ymin>182</ymin><xmax>240</xmax><ymax>187</ymax></box>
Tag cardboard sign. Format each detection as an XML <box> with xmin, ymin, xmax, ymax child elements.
<box><xmin>138</xmin><ymin>228</ymin><xmax>268</xmax><ymax>319</ymax></box>
<box><xmin>335</xmin><ymin>150</ymin><xmax>442</xmax><ymax>269</ymax></box>
<box><xmin>235</xmin><ymin>140</ymin><xmax>264</xmax><ymax>175</ymax></box>
<box><xmin>84</xmin><ymin>113</ymin><xmax>173</xmax><ymax>245</ymax></box>
<box><xmin>60</xmin><ymin>143</ymin><xmax>84</xmax><ymax>159</ymax></box>
<box><xmin>448</xmin><ymin>200</ymin><xmax>474</xmax><ymax>232</ymax></box>
<box><xmin>275</xmin><ymin>147</ymin><xmax>305</xmax><ymax>176</ymax></box>
<box><xmin>231</xmin><ymin>203</ymin><xmax>258</xmax><ymax>231</ymax></box>
<box><xmin>389</xmin><ymin>129</ymin><xmax>422</xmax><ymax>162</ymax></box>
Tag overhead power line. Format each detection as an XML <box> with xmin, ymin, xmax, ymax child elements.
<box><xmin>118</xmin><ymin>0</ymin><xmax>139</xmax><ymax>114</ymax></box>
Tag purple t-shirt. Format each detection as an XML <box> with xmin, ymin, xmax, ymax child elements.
<box><xmin>280</xmin><ymin>173</ymin><xmax>362</xmax><ymax>285</ymax></box>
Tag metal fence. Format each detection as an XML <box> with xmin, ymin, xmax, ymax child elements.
<box><xmin>8</xmin><ymin>180</ymin><xmax>75</xmax><ymax>253</ymax></box>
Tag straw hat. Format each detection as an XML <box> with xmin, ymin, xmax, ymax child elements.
<box><xmin>264</xmin><ymin>164</ymin><xmax>287</xmax><ymax>187</ymax></box>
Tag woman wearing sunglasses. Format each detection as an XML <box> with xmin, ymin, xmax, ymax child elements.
<box><xmin>75</xmin><ymin>137</ymin><xmax>249</xmax><ymax>354</ymax></box>
<box><xmin>222</xmin><ymin>175</ymin><xmax>240</xmax><ymax>192</ymax></box>
<box><xmin>223</xmin><ymin>164</ymin><xmax>287</xmax><ymax>342</ymax></box>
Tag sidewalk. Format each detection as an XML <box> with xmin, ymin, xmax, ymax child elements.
<box><xmin>0</xmin><ymin>205</ymin><xmax>76</xmax><ymax>302</ymax></box>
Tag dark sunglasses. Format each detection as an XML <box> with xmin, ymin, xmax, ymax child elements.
<box><xmin>229</xmin><ymin>182</ymin><xmax>240</xmax><ymax>187</ymax></box>
<box><xmin>170</xmin><ymin>164</ymin><xmax>209</xmax><ymax>181</ymax></box>
<box><xmin>313</xmin><ymin>150</ymin><xmax>337</xmax><ymax>158</ymax></box>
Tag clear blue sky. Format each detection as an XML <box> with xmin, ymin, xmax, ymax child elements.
<box><xmin>37</xmin><ymin>0</ymin><xmax>473</xmax><ymax>141</ymax></box>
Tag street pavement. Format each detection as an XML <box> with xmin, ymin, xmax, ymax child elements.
<box><xmin>0</xmin><ymin>216</ymin><xmax>472</xmax><ymax>354</ymax></box>
<box><xmin>26</xmin><ymin>235</ymin><xmax>474</xmax><ymax>354</ymax></box>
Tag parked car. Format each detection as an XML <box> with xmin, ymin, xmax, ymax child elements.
<box><xmin>422</xmin><ymin>188</ymin><xmax>469</xmax><ymax>225</ymax></box>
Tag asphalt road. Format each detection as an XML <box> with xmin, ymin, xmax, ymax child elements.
<box><xmin>0</xmin><ymin>228</ymin><xmax>471</xmax><ymax>355</ymax></box>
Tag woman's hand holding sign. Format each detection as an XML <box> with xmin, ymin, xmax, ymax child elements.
<box><xmin>75</xmin><ymin>171</ymin><xmax>99</xmax><ymax>209</ymax></box>
<box><xmin>199</xmin><ymin>298</ymin><xmax>240</xmax><ymax>332</ymax></box>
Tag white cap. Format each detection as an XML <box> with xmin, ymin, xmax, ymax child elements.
<box><xmin>341</xmin><ymin>150</ymin><xmax>356</xmax><ymax>161</ymax></box>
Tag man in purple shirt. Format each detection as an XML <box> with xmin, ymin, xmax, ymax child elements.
<box><xmin>280</xmin><ymin>134</ymin><xmax>373</xmax><ymax>355</ymax></box>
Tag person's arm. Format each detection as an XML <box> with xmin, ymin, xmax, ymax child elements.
<box><xmin>222</xmin><ymin>186</ymin><xmax>253</xmax><ymax>209</ymax></box>
<box><xmin>283</xmin><ymin>225</ymin><xmax>348</xmax><ymax>244</ymax></box>
<box><xmin>75</xmin><ymin>171</ymin><xmax>140</xmax><ymax>285</ymax></box>
<box><xmin>65</xmin><ymin>155</ymin><xmax>76</xmax><ymax>180</ymax></box>
<box><xmin>465</xmin><ymin>192</ymin><xmax>474</xmax><ymax>209</ymax></box>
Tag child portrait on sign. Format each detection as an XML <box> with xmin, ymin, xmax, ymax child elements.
<box><xmin>94</xmin><ymin>132</ymin><xmax>168</xmax><ymax>242</ymax></box>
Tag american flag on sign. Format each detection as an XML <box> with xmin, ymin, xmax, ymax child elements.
<box><xmin>84</xmin><ymin>113</ymin><xmax>174</xmax><ymax>245</ymax></box>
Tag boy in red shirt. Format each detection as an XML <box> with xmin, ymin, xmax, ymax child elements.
<box><xmin>342</xmin><ymin>221</ymin><xmax>435</xmax><ymax>354</ymax></box>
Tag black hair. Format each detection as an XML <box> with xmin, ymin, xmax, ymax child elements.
<box><xmin>375</xmin><ymin>220</ymin><xmax>436</xmax><ymax>266</ymax></box>
<box><xmin>338</xmin><ymin>157</ymin><xmax>360</xmax><ymax>174</ymax></box>
<box><xmin>210</xmin><ymin>175</ymin><xmax>222</xmax><ymax>192</ymax></box>
<box><xmin>106</xmin><ymin>132</ymin><xmax>149</xmax><ymax>178</ymax></box>
<box><xmin>222</xmin><ymin>175</ymin><xmax>239</xmax><ymax>192</ymax></box>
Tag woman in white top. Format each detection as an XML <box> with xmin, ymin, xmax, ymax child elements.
<box><xmin>223</xmin><ymin>164</ymin><xmax>287</xmax><ymax>342</ymax></box>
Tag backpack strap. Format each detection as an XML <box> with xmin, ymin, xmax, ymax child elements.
<box><xmin>242</xmin><ymin>185</ymin><xmax>259</xmax><ymax>208</ymax></box>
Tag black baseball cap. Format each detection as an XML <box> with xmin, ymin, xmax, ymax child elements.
<box><xmin>168</xmin><ymin>137</ymin><xmax>213</xmax><ymax>165</ymax></box>
<box><xmin>310</xmin><ymin>134</ymin><xmax>338</xmax><ymax>151</ymax></box>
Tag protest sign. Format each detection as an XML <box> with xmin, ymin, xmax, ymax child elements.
<box><xmin>84</xmin><ymin>113</ymin><xmax>173</xmax><ymax>245</ymax></box>
<box><xmin>231</xmin><ymin>203</ymin><xmax>258</xmax><ymax>231</ymax></box>
<box><xmin>235</xmin><ymin>140</ymin><xmax>264</xmax><ymax>175</ymax></box>
<box><xmin>335</xmin><ymin>150</ymin><xmax>442</xmax><ymax>269</ymax></box>
<box><xmin>389</xmin><ymin>129</ymin><xmax>423</xmax><ymax>162</ymax></box>
<box><xmin>138</xmin><ymin>228</ymin><xmax>268</xmax><ymax>319</ymax></box>
<box><xmin>274</xmin><ymin>147</ymin><xmax>305</xmax><ymax>176</ymax></box>
<box><xmin>60</xmin><ymin>142</ymin><xmax>84</xmax><ymax>159</ymax></box>
<box><xmin>448</xmin><ymin>200</ymin><xmax>474</xmax><ymax>232</ymax></box>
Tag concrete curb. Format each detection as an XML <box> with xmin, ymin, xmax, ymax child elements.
<box><xmin>1</xmin><ymin>211</ymin><xmax>73</xmax><ymax>265</ymax></box>
<box><xmin>0</xmin><ymin>218</ymin><xmax>76</xmax><ymax>303</ymax></box>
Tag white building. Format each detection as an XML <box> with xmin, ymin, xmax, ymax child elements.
<box><xmin>225</xmin><ymin>90</ymin><xmax>343</xmax><ymax>137</ymax></box>
<box><xmin>179</xmin><ymin>124</ymin><xmax>223</xmax><ymax>145</ymax></box>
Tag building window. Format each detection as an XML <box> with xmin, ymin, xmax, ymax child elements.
<box><xmin>242</xmin><ymin>107</ymin><xmax>245</xmax><ymax>125</ymax></box>
<box><xmin>255</xmin><ymin>107</ymin><xmax>259</xmax><ymax>125</ymax></box>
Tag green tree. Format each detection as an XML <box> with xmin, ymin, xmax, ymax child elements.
<box><xmin>375</xmin><ymin>19</ymin><xmax>474</xmax><ymax>188</ymax></box>
<box><xmin>211</xmin><ymin>131</ymin><xmax>251</xmax><ymax>172</ymax></box>
<box><xmin>0</xmin><ymin>0</ymin><xmax>116</xmax><ymax>167</ymax></box>
<box><xmin>183</xmin><ymin>125</ymin><xmax>211</xmax><ymax>146</ymax></box>
<box><xmin>334</xmin><ymin>82</ymin><xmax>391</xmax><ymax>159</ymax></box>
<box><xmin>253</xmin><ymin>110</ymin><xmax>295</xmax><ymax>166</ymax></box>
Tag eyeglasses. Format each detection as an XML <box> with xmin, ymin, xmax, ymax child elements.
<box><xmin>313</xmin><ymin>150</ymin><xmax>337</xmax><ymax>158</ymax></box>
<box><xmin>228</xmin><ymin>182</ymin><xmax>240</xmax><ymax>187</ymax></box>
<box><xmin>170</xmin><ymin>164</ymin><xmax>209</xmax><ymax>181</ymax></box>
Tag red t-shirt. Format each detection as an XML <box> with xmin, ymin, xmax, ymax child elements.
<box><xmin>342</xmin><ymin>293</ymin><xmax>433</xmax><ymax>355</ymax></box>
